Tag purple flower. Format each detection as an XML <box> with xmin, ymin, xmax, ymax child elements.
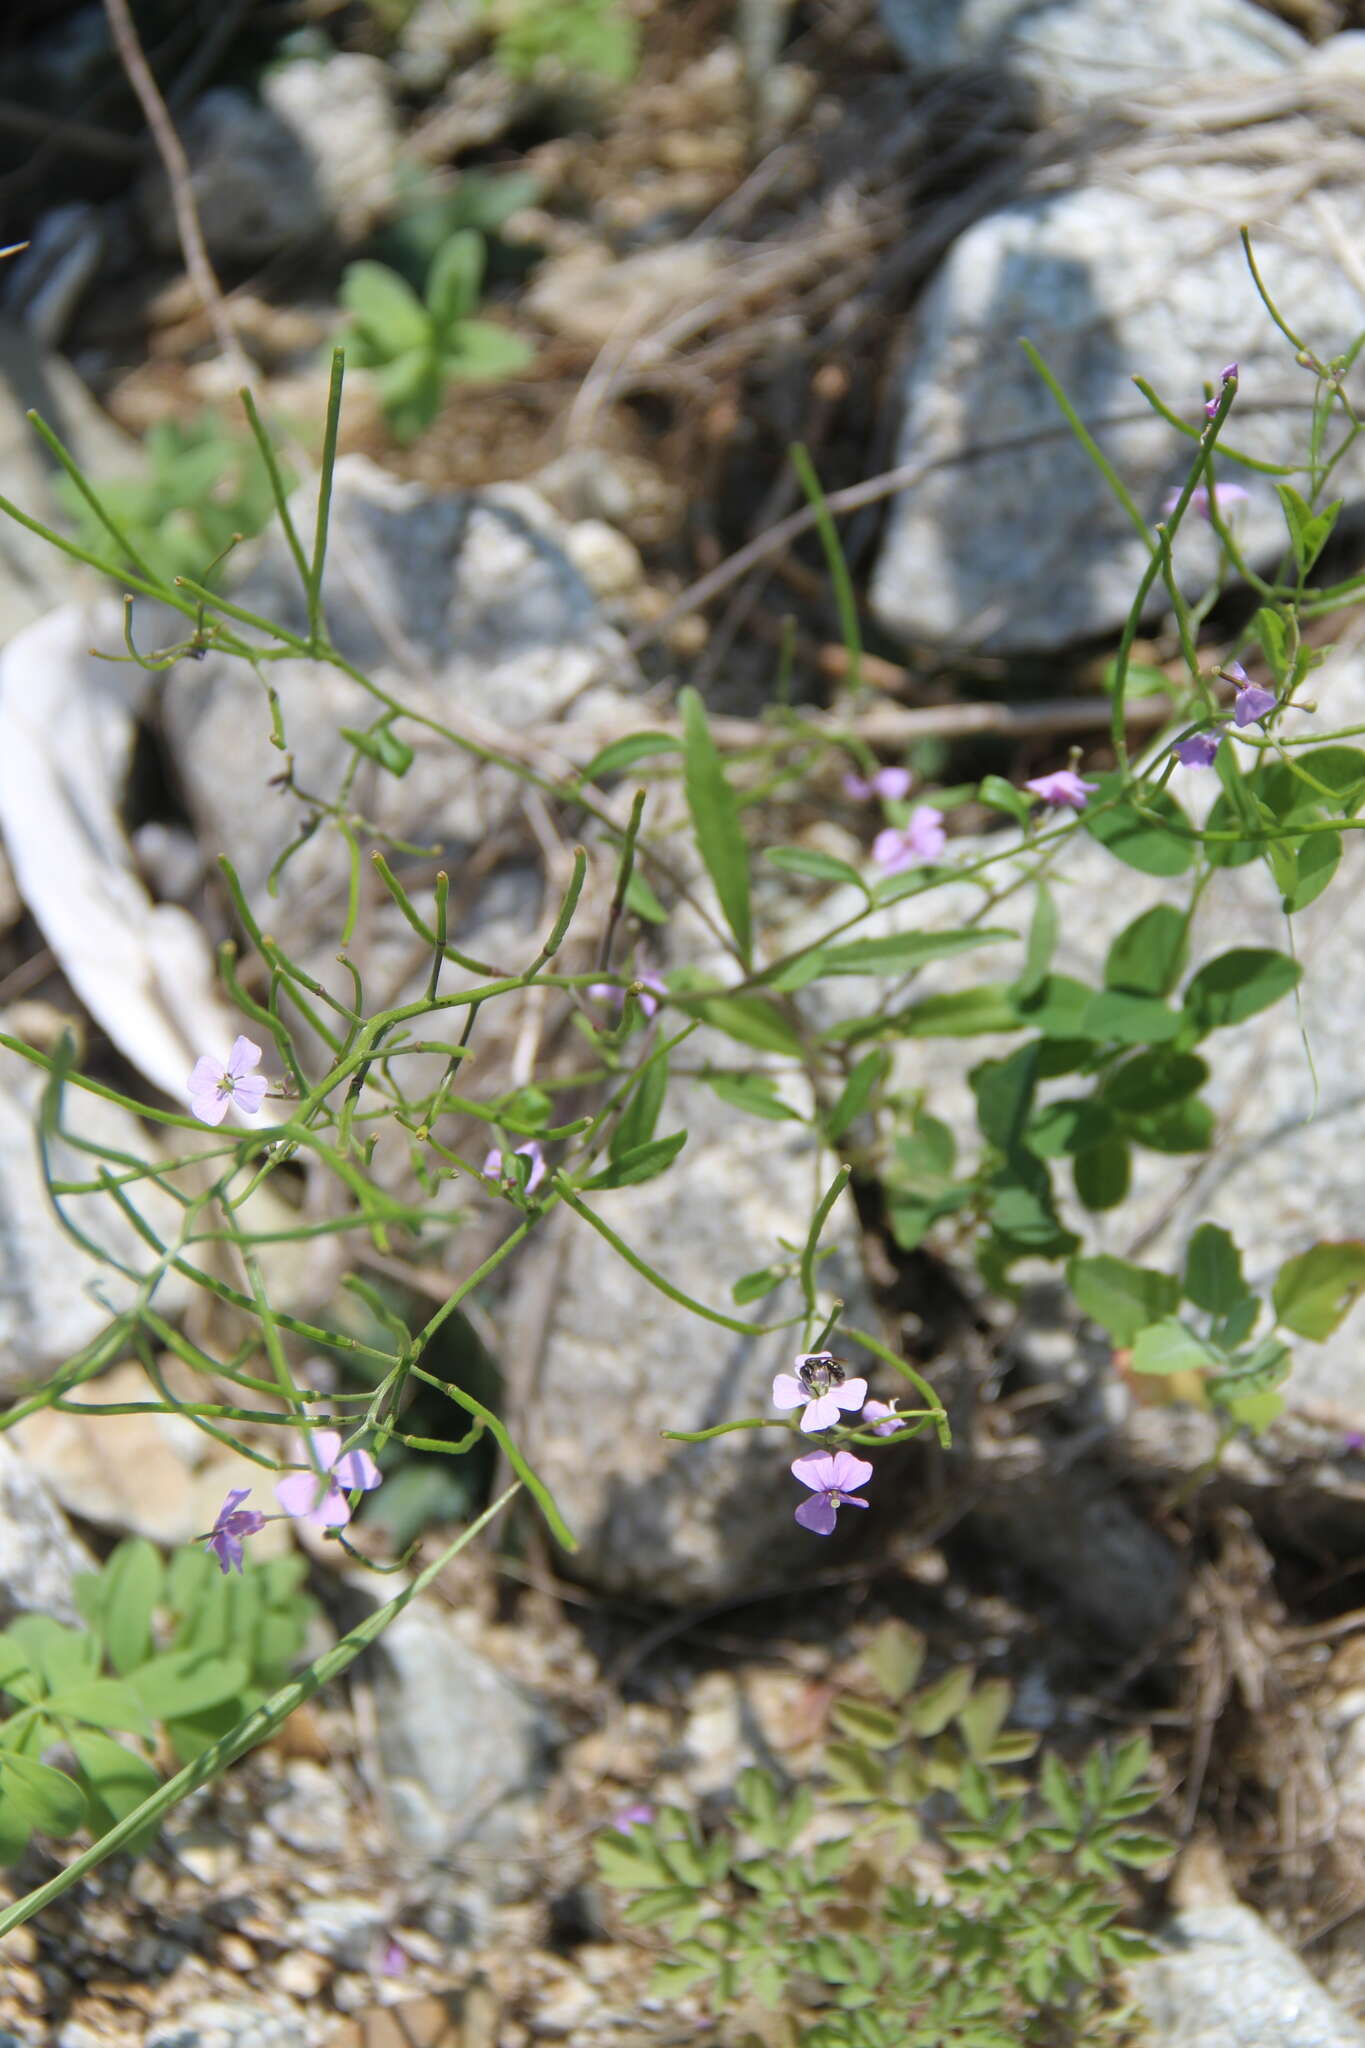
<box><xmin>205</xmin><ymin>1488</ymin><xmax>267</xmax><ymax>1575</ymax></box>
<box><xmin>611</xmin><ymin>1802</ymin><xmax>656</xmax><ymax>1832</ymax></box>
<box><xmin>843</xmin><ymin>765</ymin><xmax>912</xmax><ymax>803</ymax></box>
<box><xmin>483</xmin><ymin>1139</ymin><xmax>547</xmax><ymax>1195</ymax></box>
<box><xmin>1161</xmin><ymin>483</ymin><xmax>1250</xmax><ymax>522</ymax></box>
<box><xmin>773</xmin><ymin>1352</ymin><xmax>868</xmax><ymax>1432</ymax></box>
<box><xmin>586</xmin><ymin>974</ymin><xmax>666</xmax><ymax>1022</ymax></box>
<box><xmin>872</xmin><ymin>806</ymin><xmax>946</xmax><ymax>874</ymax></box>
<box><xmin>1024</xmin><ymin>770</ymin><xmax>1098</xmax><ymax>812</ymax></box>
<box><xmin>377</xmin><ymin>1940</ymin><xmax>408</xmax><ymax>1978</ymax></box>
<box><xmin>1173</xmin><ymin>732</ymin><xmax>1222</xmax><ymax>769</ymax></box>
<box><xmin>187</xmin><ymin>1036</ymin><xmax>268</xmax><ymax>1126</ymax></box>
<box><xmin>860</xmin><ymin>1398</ymin><xmax>902</xmax><ymax>1437</ymax></box>
<box><xmin>791</xmin><ymin>1450</ymin><xmax>873</xmax><ymax>1535</ymax></box>
<box><xmin>274</xmin><ymin>1428</ymin><xmax>382</xmax><ymax>1529</ymax></box>
<box><xmin>1227</xmin><ymin>663</ymin><xmax>1276</xmax><ymax>726</ymax></box>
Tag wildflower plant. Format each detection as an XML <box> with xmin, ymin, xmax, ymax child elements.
<box><xmin>0</xmin><ymin>226</ymin><xmax>1359</xmax><ymax>2006</ymax></box>
<box><xmin>594</xmin><ymin>1620</ymin><xmax>1166</xmax><ymax>2044</ymax></box>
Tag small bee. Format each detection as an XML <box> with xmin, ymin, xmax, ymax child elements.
<box><xmin>795</xmin><ymin>1351</ymin><xmax>848</xmax><ymax>1399</ymax></box>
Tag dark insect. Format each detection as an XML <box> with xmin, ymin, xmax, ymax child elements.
<box><xmin>795</xmin><ymin>1352</ymin><xmax>847</xmax><ymax>1398</ymax></box>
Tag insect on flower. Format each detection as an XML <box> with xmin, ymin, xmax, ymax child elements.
<box><xmin>773</xmin><ymin>1351</ymin><xmax>869</xmax><ymax>1432</ymax></box>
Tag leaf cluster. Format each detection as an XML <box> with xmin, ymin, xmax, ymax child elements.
<box><xmin>480</xmin><ymin>0</ymin><xmax>639</xmax><ymax>82</ymax></box>
<box><xmin>0</xmin><ymin>1539</ymin><xmax>315</xmax><ymax>1864</ymax></box>
<box><xmin>340</xmin><ymin>231</ymin><xmax>533</xmax><ymax>442</ymax></box>
<box><xmin>595</xmin><ymin>1621</ymin><xmax>1166</xmax><ymax>2044</ymax></box>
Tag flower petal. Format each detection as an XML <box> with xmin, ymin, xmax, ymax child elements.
<box><xmin>226</xmin><ymin>1036</ymin><xmax>263</xmax><ymax>1078</ymax></box>
<box><xmin>772</xmin><ymin>1374</ymin><xmax>807</xmax><ymax>1411</ymax></box>
<box><xmin>332</xmin><ymin>1448</ymin><xmax>381</xmax><ymax>1491</ymax></box>
<box><xmin>826</xmin><ymin>1451</ymin><xmax>874</xmax><ymax>1492</ymax></box>
<box><xmin>231</xmin><ymin>1075</ymin><xmax>268</xmax><ymax>1116</ymax></box>
<box><xmin>306</xmin><ymin>1484</ymin><xmax>353</xmax><ymax>1529</ymax></box>
<box><xmin>274</xmin><ymin>1470</ymin><xmax>324</xmax><ymax>1518</ymax></box>
<box><xmin>801</xmin><ymin>1392</ymin><xmax>839</xmax><ymax>1432</ymax></box>
<box><xmin>791</xmin><ymin>1451</ymin><xmax>837</xmax><ymax>1492</ymax></box>
<box><xmin>310</xmin><ymin>1430</ymin><xmax>343</xmax><ymax>1469</ymax></box>
<box><xmin>794</xmin><ymin>1492</ymin><xmax>838</xmax><ymax>1535</ymax></box>
<box><xmin>831</xmin><ymin>1378</ymin><xmax>868</xmax><ymax>1413</ymax></box>
<box><xmin>190</xmin><ymin>1089</ymin><xmax>230</xmax><ymax>1127</ymax></box>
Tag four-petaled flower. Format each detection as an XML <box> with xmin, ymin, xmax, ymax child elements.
<box><xmin>1173</xmin><ymin>732</ymin><xmax>1222</xmax><ymax>769</ymax></box>
<box><xmin>860</xmin><ymin>1398</ymin><xmax>902</xmax><ymax>1437</ymax></box>
<box><xmin>1224</xmin><ymin>661</ymin><xmax>1276</xmax><ymax>727</ymax></box>
<box><xmin>791</xmin><ymin>1450</ymin><xmax>873</xmax><ymax>1535</ymax></box>
<box><xmin>187</xmin><ymin>1036</ymin><xmax>268</xmax><ymax>1126</ymax></box>
<box><xmin>1024</xmin><ymin>770</ymin><xmax>1097</xmax><ymax>812</ymax></box>
<box><xmin>1161</xmin><ymin>482</ymin><xmax>1249</xmax><ymax>523</ymax></box>
<box><xmin>586</xmin><ymin>974</ymin><xmax>666</xmax><ymax>1022</ymax></box>
<box><xmin>872</xmin><ymin>806</ymin><xmax>946</xmax><ymax>873</ymax></box>
<box><xmin>772</xmin><ymin>1353</ymin><xmax>868</xmax><ymax>1432</ymax></box>
<box><xmin>483</xmin><ymin>1139</ymin><xmax>547</xmax><ymax>1195</ymax></box>
<box><xmin>843</xmin><ymin>765</ymin><xmax>912</xmax><ymax>803</ymax></box>
<box><xmin>205</xmin><ymin>1488</ymin><xmax>267</xmax><ymax>1575</ymax></box>
<box><xmin>274</xmin><ymin>1429</ymin><xmax>382</xmax><ymax>1528</ymax></box>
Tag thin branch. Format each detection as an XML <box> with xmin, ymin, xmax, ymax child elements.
<box><xmin>101</xmin><ymin>0</ymin><xmax>254</xmax><ymax>391</ymax></box>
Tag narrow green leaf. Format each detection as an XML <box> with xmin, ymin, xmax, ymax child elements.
<box><xmin>98</xmin><ymin>1539</ymin><xmax>163</xmax><ymax>1677</ymax></box>
<box><xmin>731</xmin><ymin>1265</ymin><xmax>785</xmax><ymax>1305</ymax></box>
<box><xmin>883</xmin><ymin>984</ymin><xmax>1021</xmax><ymax>1038</ymax></box>
<box><xmin>817</xmin><ymin>928</ymin><xmax>1014</xmax><ymax>976</ymax></box>
<box><xmin>1083</xmin><ymin>989</ymin><xmax>1182</xmax><ymax>1045</ymax></box>
<box><xmin>970</xmin><ymin>1043</ymin><xmax>1040</xmax><ymax>1152</ymax></box>
<box><xmin>867</xmin><ymin>1619</ymin><xmax>925</xmax><ymax>1703</ymax></box>
<box><xmin>582</xmin><ymin>1130</ymin><xmax>687</xmax><ymax>1189</ymax></box>
<box><xmin>689</xmin><ymin>993</ymin><xmax>803</xmax><ymax>1057</ymax></box>
<box><xmin>1072</xmin><ymin>1138</ymin><xmax>1131</xmax><ymax>1212</ymax></box>
<box><xmin>578</xmin><ymin>732</ymin><xmax>680</xmax><ymax>782</ymax></box>
<box><xmin>680</xmin><ymin>686</ymin><xmax>751</xmax><ymax>962</ymax></box>
<box><xmin>68</xmin><ymin>1730</ymin><xmax>161</xmax><ymax>1824</ymax></box>
<box><xmin>700</xmin><ymin>1071</ymin><xmax>801</xmax><ymax>1121</ymax></box>
<box><xmin>129</xmin><ymin>1650</ymin><xmax>250</xmax><ymax>1721</ymax></box>
<box><xmin>340</xmin><ymin>724</ymin><xmax>414</xmax><ymax>777</ymax></box>
<box><xmin>765</xmin><ymin>846</ymin><xmax>867</xmax><ymax>890</ymax></box>
<box><xmin>1017</xmin><ymin>881</ymin><xmax>1057</xmax><ymax>1000</ymax></box>
<box><xmin>826</xmin><ymin>1050</ymin><xmax>889</xmax><ymax>1142</ymax></box>
<box><xmin>611</xmin><ymin>1048</ymin><xmax>669</xmax><ymax>1160</ymax></box>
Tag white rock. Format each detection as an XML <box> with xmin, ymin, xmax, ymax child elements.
<box><xmin>1133</xmin><ymin>1901</ymin><xmax>1365</xmax><ymax>2047</ymax></box>
<box><xmin>0</xmin><ymin>1436</ymin><xmax>94</xmax><ymax>1627</ymax></box>
<box><xmin>877</xmin><ymin>0</ymin><xmax>1302</xmax><ymax>114</ymax></box>
<box><xmin>871</xmin><ymin>147</ymin><xmax>1365</xmax><ymax>653</ymax></box>
<box><xmin>262</xmin><ymin>54</ymin><xmax>400</xmax><ymax>242</ymax></box>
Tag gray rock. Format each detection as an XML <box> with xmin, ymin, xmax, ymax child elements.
<box><xmin>390</xmin><ymin>0</ymin><xmax>485</xmax><ymax>94</ymax></box>
<box><xmin>368</xmin><ymin>1602</ymin><xmax>548</xmax><ymax>1859</ymax></box>
<box><xmin>870</xmin><ymin>143</ymin><xmax>1365</xmax><ymax>654</ymax></box>
<box><xmin>0</xmin><ymin>1437</ymin><xmax>94</xmax><ymax>1627</ymax></box>
<box><xmin>260</xmin><ymin>54</ymin><xmax>400</xmax><ymax>243</ymax></box>
<box><xmin>1133</xmin><ymin>1902</ymin><xmax>1365</xmax><ymax>2047</ymax></box>
<box><xmin>264</xmin><ymin>1758</ymin><xmax>350</xmax><ymax>1859</ymax></box>
<box><xmin>0</xmin><ymin>321</ymin><xmax>137</xmax><ymax>643</ymax></box>
<box><xmin>0</xmin><ymin>1014</ymin><xmax>190</xmax><ymax>1388</ymax></box>
<box><xmin>140</xmin><ymin>90</ymin><xmax>324</xmax><ymax>263</ymax></box>
<box><xmin>877</xmin><ymin>0</ymin><xmax>1302</xmax><ymax>115</ymax></box>
<box><xmin>163</xmin><ymin>456</ymin><xmax>634</xmax><ymax>999</ymax></box>
<box><xmin>515</xmin><ymin>1081</ymin><xmax>879</xmax><ymax>1604</ymax></box>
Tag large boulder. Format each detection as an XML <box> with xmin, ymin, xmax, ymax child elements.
<box><xmin>877</xmin><ymin>0</ymin><xmax>1302</xmax><ymax>116</ymax></box>
<box><xmin>869</xmin><ymin>78</ymin><xmax>1365</xmax><ymax>654</ymax></box>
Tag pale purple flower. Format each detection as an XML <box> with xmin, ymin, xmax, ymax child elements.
<box><xmin>377</xmin><ymin>1939</ymin><xmax>408</xmax><ymax>1978</ymax></box>
<box><xmin>791</xmin><ymin>1449</ymin><xmax>873</xmax><ymax>1535</ymax></box>
<box><xmin>1173</xmin><ymin>732</ymin><xmax>1222</xmax><ymax>769</ymax></box>
<box><xmin>204</xmin><ymin>1488</ymin><xmax>267</xmax><ymax>1575</ymax></box>
<box><xmin>483</xmin><ymin>1139</ymin><xmax>547</xmax><ymax>1195</ymax></box>
<box><xmin>586</xmin><ymin>974</ymin><xmax>666</xmax><ymax>1021</ymax></box>
<box><xmin>611</xmin><ymin>1802</ymin><xmax>656</xmax><ymax>1832</ymax></box>
<box><xmin>1024</xmin><ymin>770</ymin><xmax>1098</xmax><ymax>812</ymax></box>
<box><xmin>274</xmin><ymin>1428</ymin><xmax>382</xmax><ymax>1529</ymax></box>
<box><xmin>772</xmin><ymin>1352</ymin><xmax>868</xmax><ymax>1432</ymax></box>
<box><xmin>843</xmin><ymin>765</ymin><xmax>912</xmax><ymax>803</ymax></box>
<box><xmin>187</xmin><ymin>1036</ymin><xmax>268</xmax><ymax>1126</ymax></box>
<box><xmin>1226</xmin><ymin>662</ymin><xmax>1276</xmax><ymax>727</ymax></box>
<box><xmin>1161</xmin><ymin>482</ymin><xmax>1250</xmax><ymax>522</ymax></box>
<box><xmin>872</xmin><ymin>806</ymin><xmax>946</xmax><ymax>874</ymax></box>
<box><xmin>860</xmin><ymin>1398</ymin><xmax>902</xmax><ymax>1437</ymax></box>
